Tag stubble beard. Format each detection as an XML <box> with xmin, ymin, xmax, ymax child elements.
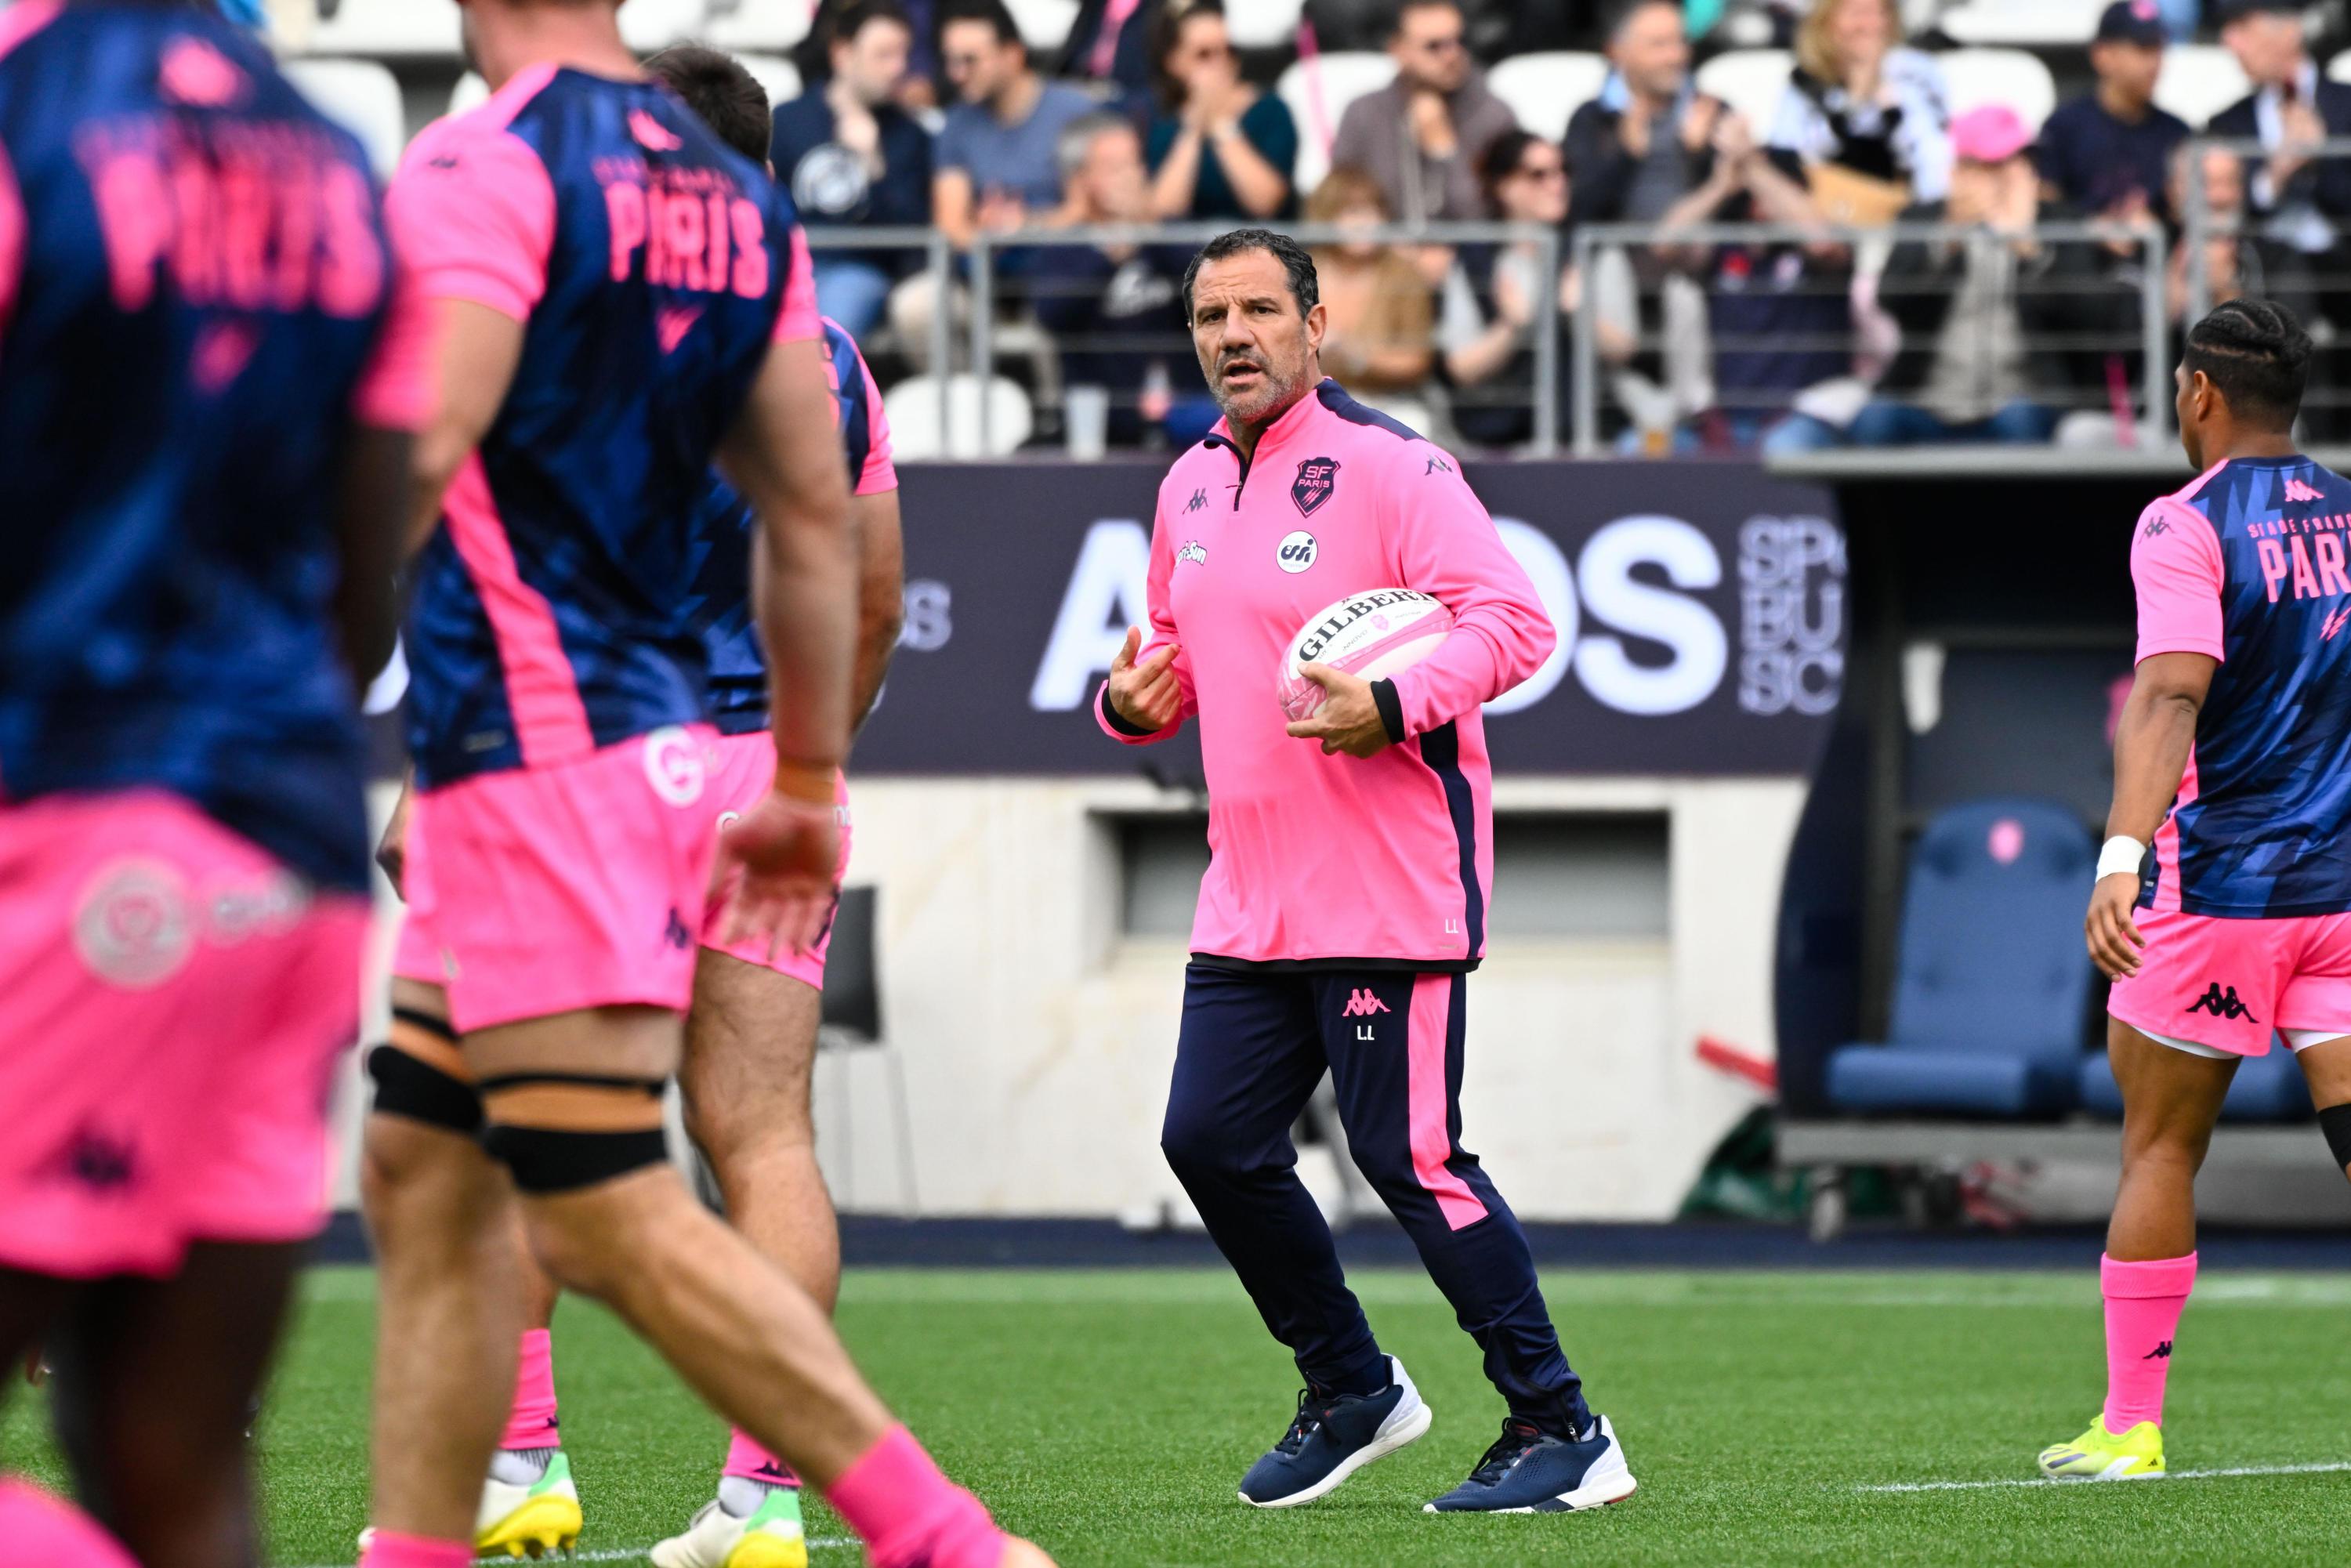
<box><xmin>1213</xmin><ymin>360</ymin><xmax>1307</xmax><ymax>432</ymax></box>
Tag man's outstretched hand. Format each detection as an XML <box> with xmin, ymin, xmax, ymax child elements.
<box><xmin>718</xmin><ymin>787</ymin><xmax>842</xmax><ymax>961</ymax></box>
<box><xmin>1285</xmin><ymin>663</ymin><xmax>1391</xmax><ymax>758</ymax></box>
<box><xmin>1107</xmin><ymin>625</ymin><xmax>1183</xmax><ymax>732</ymax></box>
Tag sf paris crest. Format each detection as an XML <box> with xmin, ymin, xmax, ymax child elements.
<box><xmin>1291</xmin><ymin>457</ymin><xmax>1340</xmax><ymax>517</ymax></box>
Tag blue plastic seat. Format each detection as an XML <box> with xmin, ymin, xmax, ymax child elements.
<box><xmin>1825</xmin><ymin>798</ymin><xmax>2096</xmax><ymax>1117</ymax></box>
<box><xmin>2078</xmin><ymin>1041</ymin><xmax>2311</xmax><ymax>1121</ymax></box>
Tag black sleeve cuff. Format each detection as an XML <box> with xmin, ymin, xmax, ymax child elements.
<box><xmin>1101</xmin><ymin>683</ymin><xmax>1157</xmax><ymax>737</ymax></box>
<box><xmin>1371</xmin><ymin>679</ymin><xmax>1405</xmax><ymax>744</ymax></box>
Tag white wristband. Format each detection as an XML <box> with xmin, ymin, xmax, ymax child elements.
<box><xmin>2096</xmin><ymin>836</ymin><xmax>2147</xmax><ymax>880</ymax></box>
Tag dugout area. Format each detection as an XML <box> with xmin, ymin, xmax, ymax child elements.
<box><xmin>1769</xmin><ymin>452</ymin><xmax>2347</xmax><ymax>1239</ymax></box>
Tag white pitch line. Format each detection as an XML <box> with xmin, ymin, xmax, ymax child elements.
<box><xmin>290</xmin><ymin>1536</ymin><xmax>854</xmax><ymax>1567</ymax></box>
<box><xmin>1857</xmin><ymin>1461</ymin><xmax>2351</xmax><ymax>1494</ymax></box>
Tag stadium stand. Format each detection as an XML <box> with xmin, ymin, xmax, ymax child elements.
<box><xmin>1005</xmin><ymin>0</ymin><xmax>1083</xmax><ymax>53</ymax></box>
<box><xmin>1693</xmin><ymin>48</ymin><xmax>1792</xmax><ymax>137</ymax></box>
<box><xmin>1937</xmin><ymin>45</ymin><xmax>2058</xmax><ymax>131</ymax></box>
<box><xmin>282</xmin><ymin>56</ymin><xmax>405</xmax><ymax>176</ymax></box>
<box><xmin>881</xmin><ymin>372</ymin><xmax>1036</xmax><ymax>458</ymax></box>
<box><xmin>2155</xmin><ymin>42</ymin><xmax>2252</xmax><ymax>128</ymax></box>
<box><xmin>1225</xmin><ymin>0</ymin><xmax>1310</xmax><ymax>53</ymax></box>
<box><xmin>1486</xmin><ymin>51</ymin><xmax>1610</xmax><ymax>144</ymax></box>
<box><xmin>303</xmin><ymin>0</ymin><xmax>461</xmax><ymax>57</ymax></box>
<box><xmin>1938</xmin><ymin>0</ymin><xmax>2106</xmax><ymax>47</ymax></box>
<box><xmin>1824</xmin><ymin>799</ymin><xmax>2096</xmax><ymax>1117</ymax></box>
<box><xmin>618</xmin><ymin>0</ymin><xmax>713</xmax><ymax>51</ymax></box>
<box><xmin>1275</xmin><ymin>50</ymin><xmax>1396</xmax><ymax>196</ymax></box>
<box><xmin>702</xmin><ymin>0</ymin><xmax>820</xmax><ymax>53</ymax></box>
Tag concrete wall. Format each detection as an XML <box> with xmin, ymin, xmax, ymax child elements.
<box><xmin>339</xmin><ymin>773</ymin><xmax>1802</xmax><ymax>1222</ymax></box>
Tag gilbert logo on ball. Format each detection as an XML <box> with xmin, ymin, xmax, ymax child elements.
<box><xmin>1278</xmin><ymin>588</ymin><xmax>1454</xmax><ymax>722</ymax></box>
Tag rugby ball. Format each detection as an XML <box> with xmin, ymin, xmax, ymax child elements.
<box><xmin>1278</xmin><ymin>588</ymin><xmax>1455</xmax><ymax>722</ymax></box>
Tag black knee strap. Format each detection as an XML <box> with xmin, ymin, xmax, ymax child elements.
<box><xmin>479</xmin><ymin>1073</ymin><xmax>668</xmax><ymax>1193</ymax></box>
<box><xmin>2320</xmin><ymin>1103</ymin><xmax>2351</xmax><ymax>1170</ymax></box>
<box><xmin>368</xmin><ymin>1041</ymin><xmax>484</xmax><ymax>1135</ymax></box>
<box><xmin>481</xmin><ymin>1124</ymin><xmax>669</xmax><ymax>1193</ymax></box>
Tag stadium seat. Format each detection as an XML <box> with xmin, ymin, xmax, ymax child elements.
<box><xmin>705</xmin><ymin>0</ymin><xmax>820</xmax><ymax>53</ymax></box>
<box><xmin>282</xmin><ymin>58</ymin><xmax>405</xmax><ymax>178</ymax></box>
<box><xmin>1937</xmin><ymin>0</ymin><xmax>2103</xmax><ymax>46</ymax></box>
<box><xmin>882</xmin><ymin>374</ymin><xmax>1035</xmax><ymax>458</ymax></box>
<box><xmin>1487</xmin><ymin>52</ymin><xmax>1610</xmax><ymax>145</ymax></box>
<box><xmin>1824</xmin><ymin>798</ymin><xmax>2097</xmax><ymax>1117</ymax></box>
<box><xmin>304</xmin><ymin>0</ymin><xmax>461</xmax><ymax>57</ymax></box>
<box><xmin>1226</xmin><ymin>0</ymin><xmax>1306</xmax><ymax>52</ymax></box>
<box><xmin>2156</xmin><ymin>45</ymin><xmax>2250</xmax><ymax>130</ymax></box>
<box><xmin>1004</xmin><ymin>0</ymin><xmax>1081</xmax><ymax>54</ymax></box>
<box><xmin>738</xmin><ymin>53</ymin><xmax>804</xmax><ymax>105</ymax></box>
<box><xmin>1694</xmin><ymin>49</ymin><xmax>1791</xmax><ymax>139</ymax></box>
<box><xmin>618</xmin><ymin>0</ymin><xmax>709</xmax><ymax>52</ymax></box>
<box><xmin>1939</xmin><ymin>48</ymin><xmax>2056</xmax><ymax>134</ymax></box>
<box><xmin>1279</xmin><ymin>52</ymin><xmax>1398</xmax><ymax>197</ymax></box>
<box><xmin>449</xmin><ymin>72</ymin><xmax>490</xmax><ymax>120</ymax></box>
<box><xmin>2078</xmin><ymin>1041</ymin><xmax>2312</xmax><ymax>1121</ymax></box>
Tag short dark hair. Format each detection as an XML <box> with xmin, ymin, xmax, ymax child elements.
<box><xmin>827</xmin><ymin>0</ymin><xmax>912</xmax><ymax>52</ymax></box>
<box><xmin>1181</xmin><ymin>228</ymin><xmax>1320</xmax><ymax>320</ymax></box>
<box><xmin>936</xmin><ymin>0</ymin><xmax>1022</xmax><ymax>49</ymax></box>
<box><xmin>1477</xmin><ymin>128</ymin><xmax>1543</xmax><ymax>201</ymax></box>
<box><xmin>1389</xmin><ymin>0</ymin><xmax>1465</xmax><ymax>36</ymax></box>
<box><xmin>2184</xmin><ymin>296</ymin><xmax>2313</xmax><ymax>430</ymax></box>
<box><xmin>645</xmin><ymin>45</ymin><xmax>773</xmax><ymax>165</ymax></box>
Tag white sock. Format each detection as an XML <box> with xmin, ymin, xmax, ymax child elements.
<box><xmin>490</xmin><ymin>1447</ymin><xmax>556</xmax><ymax>1487</ymax></box>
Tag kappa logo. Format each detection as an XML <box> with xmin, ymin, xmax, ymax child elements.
<box><xmin>1183</xmin><ymin>487</ymin><xmax>1208</xmax><ymax>514</ymax></box>
<box><xmin>2327</xmin><ymin>607</ymin><xmax>2351</xmax><ymax>641</ymax></box>
<box><xmin>2185</xmin><ymin>982</ymin><xmax>2259</xmax><ymax>1022</ymax></box>
<box><xmin>657</xmin><ymin>306</ymin><xmax>704</xmax><ymax>354</ymax></box>
<box><xmin>1292</xmin><ymin>457</ymin><xmax>1340</xmax><ymax>517</ymax></box>
<box><xmin>1276</xmin><ymin>531</ymin><xmax>1317</xmax><ymax>574</ymax></box>
<box><xmin>1341</xmin><ymin>989</ymin><xmax>1391</xmax><ymax>1018</ymax></box>
<box><xmin>664</xmin><ymin>907</ymin><xmax>692</xmax><ymax>951</ymax></box>
<box><xmin>50</xmin><ymin>1126</ymin><xmax>137</xmax><ymax>1193</ymax></box>
<box><xmin>2143</xmin><ymin>1340</ymin><xmax>2173</xmax><ymax>1360</ymax></box>
<box><xmin>2284</xmin><ymin>476</ymin><xmax>2326</xmax><ymax>505</ymax></box>
<box><xmin>1176</xmin><ymin>540</ymin><xmax>1208</xmax><ymax>567</ymax></box>
<box><xmin>1425</xmin><ymin>454</ymin><xmax>1454</xmax><ymax>476</ymax></box>
<box><xmin>629</xmin><ymin>108</ymin><xmax>686</xmax><ymax>152</ymax></box>
<box><xmin>2141</xmin><ymin>517</ymin><xmax>2169</xmax><ymax>539</ymax></box>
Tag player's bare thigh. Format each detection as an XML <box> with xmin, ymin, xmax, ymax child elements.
<box><xmin>462</xmin><ymin>1004</ymin><xmax>684</xmax><ymax>1088</ymax></box>
<box><xmin>2292</xmin><ymin>1033</ymin><xmax>2351</xmax><ymax>1107</ymax></box>
<box><xmin>679</xmin><ymin>949</ymin><xmax>822</xmax><ymax>1154</ymax></box>
<box><xmin>2109</xmin><ymin>1017</ymin><xmax>2239</xmax><ymax>1160</ymax></box>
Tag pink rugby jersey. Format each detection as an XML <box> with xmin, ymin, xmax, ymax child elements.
<box><xmin>1097</xmin><ymin>379</ymin><xmax>1555</xmax><ymax>969</ymax></box>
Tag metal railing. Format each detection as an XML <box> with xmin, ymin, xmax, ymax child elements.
<box><xmin>803</xmin><ymin>226</ymin><xmax>955</xmax><ymax>436</ymax></box>
<box><xmin>1567</xmin><ymin>219</ymin><xmax>2171</xmax><ymax>459</ymax></box>
<box><xmin>2180</xmin><ymin>133</ymin><xmax>2351</xmax><ymax>329</ymax></box>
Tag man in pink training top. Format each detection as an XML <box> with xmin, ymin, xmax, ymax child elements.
<box><xmin>2041</xmin><ymin>299</ymin><xmax>2351</xmax><ymax>1480</ymax></box>
<box><xmin>353</xmin><ymin>5</ymin><xmax>1044</xmax><ymax>1568</ymax></box>
<box><xmin>1099</xmin><ymin>227</ymin><xmax>1636</xmax><ymax>1515</ymax></box>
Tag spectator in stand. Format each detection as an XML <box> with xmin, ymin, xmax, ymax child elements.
<box><xmin>771</xmin><ymin>0</ymin><xmax>934</xmax><ymax>341</ymax></box>
<box><xmin>2165</xmin><ymin>141</ymin><xmax>2321</xmax><ymax>367</ymax></box>
<box><xmin>2212</xmin><ymin>0</ymin><xmax>2351</xmax><ymax>281</ymax></box>
<box><xmin>1031</xmin><ymin>113</ymin><xmax>1204</xmax><ymax>446</ymax></box>
<box><xmin>933</xmin><ymin>0</ymin><xmax>1097</xmax><ymax>251</ymax></box>
<box><xmin>1060</xmin><ymin>0</ymin><xmax>1166</xmax><ymax>114</ymax></box>
<box><xmin>1441</xmin><ymin>131</ymin><xmax>1613</xmax><ymax>447</ymax></box>
<box><xmin>1766</xmin><ymin>0</ymin><xmax>1952</xmax><ymax>212</ymax></box>
<box><xmin>1146</xmin><ymin>1</ymin><xmax>1297</xmax><ymax>221</ymax></box>
<box><xmin>1329</xmin><ymin>0</ymin><xmax>1519</xmax><ymax>224</ymax></box>
<box><xmin>1850</xmin><ymin>107</ymin><xmax>2136</xmax><ymax>447</ymax></box>
<box><xmin>799</xmin><ymin>0</ymin><xmax>941</xmax><ymax>109</ymax></box>
<box><xmin>1306</xmin><ymin>168</ymin><xmax>1437</xmax><ymax>412</ymax></box>
<box><xmin>2038</xmin><ymin>2</ymin><xmax>2189</xmax><ymax>229</ymax></box>
<box><xmin>1565</xmin><ymin>0</ymin><xmax>1731</xmax><ymax>235</ymax></box>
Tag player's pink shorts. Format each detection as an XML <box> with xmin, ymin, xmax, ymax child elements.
<box><xmin>2108</xmin><ymin>906</ymin><xmax>2351</xmax><ymax>1057</ymax></box>
<box><xmin>0</xmin><ymin>791</ymin><xmax>368</xmax><ymax>1280</ymax></box>
<box><xmin>701</xmin><ymin>730</ymin><xmax>851</xmax><ymax>990</ymax></box>
<box><xmin>399</xmin><ymin>726</ymin><xmax>727</xmax><ymax>1035</ymax></box>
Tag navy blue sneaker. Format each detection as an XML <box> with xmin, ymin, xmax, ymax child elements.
<box><xmin>1237</xmin><ymin>1355</ymin><xmax>1433</xmax><ymax>1508</ymax></box>
<box><xmin>1424</xmin><ymin>1414</ymin><xmax>1636</xmax><ymax>1513</ymax></box>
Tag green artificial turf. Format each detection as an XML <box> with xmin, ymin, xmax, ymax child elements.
<box><xmin>9</xmin><ymin>1266</ymin><xmax>2351</xmax><ymax>1566</ymax></box>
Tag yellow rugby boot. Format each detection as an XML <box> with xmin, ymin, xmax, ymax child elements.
<box><xmin>475</xmin><ymin>1448</ymin><xmax>584</xmax><ymax>1558</ymax></box>
<box><xmin>2038</xmin><ymin>1414</ymin><xmax>2165</xmax><ymax>1480</ymax></box>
